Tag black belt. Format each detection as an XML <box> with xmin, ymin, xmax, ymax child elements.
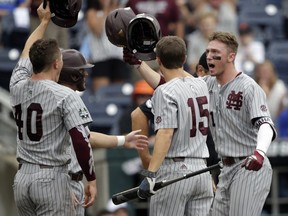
<box><xmin>221</xmin><ymin>157</ymin><xmax>246</xmax><ymax>166</ymax></box>
<box><xmin>69</xmin><ymin>171</ymin><xmax>83</xmax><ymax>181</ymax></box>
<box><xmin>18</xmin><ymin>164</ymin><xmax>54</xmax><ymax>170</ymax></box>
<box><xmin>166</xmin><ymin>157</ymin><xmax>185</xmax><ymax>162</ymax></box>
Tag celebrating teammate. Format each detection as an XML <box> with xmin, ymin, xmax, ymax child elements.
<box><xmin>136</xmin><ymin>36</ymin><xmax>214</xmax><ymax>216</ymax></box>
<box><xmin>59</xmin><ymin>49</ymin><xmax>149</xmax><ymax>215</ymax></box>
<box><xmin>129</xmin><ymin>51</ymin><xmax>219</xmax><ymax>178</ymax></box>
<box><xmin>205</xmin><ymin>31</ymin><xmax>276</xmax><ymax>216</ymax></box>
<box><xmin>10</xmin><ymin>3</ymin><xmax>96</xmax><ymax>215</ymax></box>
<box><xmin>125</xmin><ymin>31</ymin><xmax>277</xmax><ymax>216</ymax></box>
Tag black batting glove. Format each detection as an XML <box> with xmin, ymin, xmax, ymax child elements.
<box><xmin>137</xmin><ymin>170</ymin><xmax>157</xmax><ymax>199</ymax></box>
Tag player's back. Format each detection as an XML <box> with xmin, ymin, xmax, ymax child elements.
<box><xmin>153</xmin><ymin>76</ymin><xmax>210</xmax><ymax>158</ymax></box>
<box><xmin>10</xmin><ymin>79</ymin><xmax>89</xmax><ymax>166</ymax></box>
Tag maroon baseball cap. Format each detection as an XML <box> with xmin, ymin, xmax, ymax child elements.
<box><xmin>48</xmin><ymin>0</ymin><xmax>82</xmax><ymax>28</ymax></box>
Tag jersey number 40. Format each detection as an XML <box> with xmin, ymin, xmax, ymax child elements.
<box><xmin>14</xmin><ymin>103</ymin><xmax>43</xmax><ymax>141</ymax></box>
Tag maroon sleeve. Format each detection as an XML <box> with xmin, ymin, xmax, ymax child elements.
<box><xmin>69</xmin><ymin>127</ymin><xmax>96</xmax><ymax>181</ymax></box>
<box><xmin>156</xmin><ymin>75</ymin><xmax>166</xmax><ymax>89</ymax></box>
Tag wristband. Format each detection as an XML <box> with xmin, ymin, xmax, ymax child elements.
<box><xmin>116</xmin><ymin>136</ymin><xmax>125</xmax><ymax>147</ymax></box>
<box><xmin>134</xmin><ymin>60</ymin><xmax>143</xmax><ymax>69</ymax></box>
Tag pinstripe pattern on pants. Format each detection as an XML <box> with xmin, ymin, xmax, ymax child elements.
<box><xmin>150</xmin><ymin>158</ymin><xmax>213</xmax><ymax>216</ymax></box>
<box><xmin>70</xmin><ymin>180</ymin><xmax>85</xmax><ymax>215</ymax></box>
<box><xmin>210</xmin><ymin>157</ymin><xmax>272</xmax><ymax>216</ymax></box>
<box><xmin>13</xmin><ymin>163</ymin><xmax>75</xmax><ymax>216</ymax></box>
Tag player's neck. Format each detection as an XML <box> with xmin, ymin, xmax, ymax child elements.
<box><xmin>31</xmin><ymin>71</ymin><xmax>57</xmax><ymax>82</ymax></box>
<box><xmin>216</xmin><ymin>66</ymin><xmax>239</xmax><ymax>86</ymax></box>
<box><xmin>162</xmin><ymin>67</ymin><xmax>186</xmax><ymax>82</ymax></box>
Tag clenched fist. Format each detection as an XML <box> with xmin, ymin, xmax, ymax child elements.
<box><xmin>242</xmin><ymin>150</ymin><xmax>264</xmax><ymax>171</ymax></box>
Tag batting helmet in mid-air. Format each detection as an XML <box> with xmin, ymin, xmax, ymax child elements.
<box><xmin>126</xmin><ymin>13</ymin><xmax>162</xmax><ymax>61</ymax></box>
<box><xmin>59</xmin><ymin>49</ymin><xmax>94</xmax><ymax>89</ymax></box>
<box><xmin>45</xmin><ymin>0</ymin><xmax>82</xmax><ymax>28</ymax></box>
<box><xmin>105</xmin><ymin>7</ymin><xmax>136</xmax><ymax>47</ymax></box>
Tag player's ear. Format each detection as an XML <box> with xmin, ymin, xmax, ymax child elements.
<box><xmin>228</xmin><ymin>52</ymin><xmax>236</xmax><ymax>63</ymax></box>
<box><xmin>196</xmin><ymin>65</ymin><xmax>205</xmax><ymax>77</ymax></box>
<box><xmin>183</xmin><ymin>55</ymin><xmax>187</xmax><ymax>65</ymax></box>
<box><xmin>54</xmin><ymin>58</ymin><xmax>61</xmax><ymax>70</ymax></box>
<box><xmin>156</xmin><ymin>57</ymin><xmax>161</xmax><ymax>67</ymax></box>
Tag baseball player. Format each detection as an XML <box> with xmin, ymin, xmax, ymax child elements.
<box><xmin>127</xmin><ymin>51</ymin><xmax>219</xmax><ymax>186</ymax></box>
<box><xmin>125</xmin><ymin>32</ymin><xmax>277</xmax><ymax>216</ymax></box>
<box><xmin>129</xmin><ymin>50</ymin><xmax>218</xmax><ymax>161</ymax></box>
<box><xmin>59</xmin><ymin>48</ymin><xmax>149</xmax><ymax>215</ymax></box>
<box><xmin>10</xmin><ymin>3</ymin><xmax>96</xmax><ymax>216</ymax></box>
<box><xmin>204</xmin><ymin>31</ymin><xmax>276</xmax><ymax>216</ymax></box>
<box><xmin>136</xmin><ymin>36</ymin><xmax>214</xmax><ymax>216</ymax></box>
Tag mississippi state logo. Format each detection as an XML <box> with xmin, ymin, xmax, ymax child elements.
<box><xmin>226</xmin><ymin>91</ymin><xmax>243</xmax><ymax>110</ymax></box>
<box><xmin>260</xmin><ymin>105</ymin><xmax>267</xmax><ymax>112</ymax></box>
<box><xmin>155</xmin><ymin>116</ymin><xmax>162</xmax><ymax>124</ymax></box>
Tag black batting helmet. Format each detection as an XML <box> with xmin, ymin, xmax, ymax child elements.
<box><xmin>46</xmin><ymin>0</ymin><xmax>82</xmax><ymax>28</ymax></box>
<box><xmin>59</xmin><ymin>49</ymin><xmax>94</xmax><ymax>85</ymax></box>
<box><xmin>105</xmin><ymin>7</ymin><xmax>136</xmax><ymax>47</ymax></box>
<box><xmin>126</xmin><ymin>13</ymin><xmax>162</xmax><ymax>61</ymax></box>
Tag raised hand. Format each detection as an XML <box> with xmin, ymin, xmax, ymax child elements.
<box><xmin>123</xmin><ymin>48</ymin><xmax>142</xmax><ymax>66</ymax></box>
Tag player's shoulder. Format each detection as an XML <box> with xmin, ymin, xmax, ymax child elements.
<box><xmin>47</xmin><ymin>81</ymin><xmax>73</xmax><ymax>93</ymax></box>
<box><xmin>44</xmin><ymin>81</ymin><xmax>79</xmax><ymax>99</ymax></box>
<box><xmin>191</xmin><ymin>76</ymin><xmax>207</xmax><ymax>84</ymax></box>
<box><xmin>236</xmin><ymin>72</ymin><xmax>258</xmax><ymax>86</ymax></box>
<box><xmin>202</xmin><ymin>75</ymin><xmax>215</xmax><ymax>85</ymax></box>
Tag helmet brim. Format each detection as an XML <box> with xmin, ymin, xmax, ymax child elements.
<box><xmin>51</xmin><ymin>14</ymin><xmax>78</xmax><ymax>28</ymax></box>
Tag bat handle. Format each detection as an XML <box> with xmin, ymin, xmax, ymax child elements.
<box><xmin>112</xmin><ymin>187</ymin><xmax>139</xmax><ymax>205</ymax></box>
<box><xmin>112</xmin><ymin>182</ymin><xmax>164</xmax><ymax>205</ymax></box>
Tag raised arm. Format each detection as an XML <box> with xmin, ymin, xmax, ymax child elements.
<box><xmin>21</xmin><ymin>2</ymin><xmax>51</xmax><ymax>58</ymax></box>
<box><xmin>123</xmin><ymin>48</ymin><xmax>191</xmax><ymax>89</ymax></box>
<box><xmin>123</xmin><ymin>48</ymin><xmax>161</xmax><ymax>89</ymax></box>
<box><xmin>10</xmin><ymin>2</ymin><xmax>51</xmax><ymax>90</ymax></box>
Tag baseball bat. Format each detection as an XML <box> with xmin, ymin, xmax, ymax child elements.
<box><xmin>112</xmin><ymin>161</ymin><xmax>223</xmax><ymax>205</ymax></box>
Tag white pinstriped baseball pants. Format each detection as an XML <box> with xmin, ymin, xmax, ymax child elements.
<box><xmin>210</xmin><ymin>157</ymin><xmax>272</xmax><ymax>216</ymax></box>
<box><xmin>70</xmin><ymin>180</ymin><xmax>85</xmax><ymax>216</ymax></box>
<box><xmin>13</xmin><ymin>163</ymin><xmax>75</xmax><ymax>216</ymax></box>
<box><xmin>149</xmin><ymin>158</ymin><xmax>214</xmax><ymax>216</ymax></box>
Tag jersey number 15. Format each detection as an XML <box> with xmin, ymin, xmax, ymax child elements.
<box><xmin>187</xmin><ymin>96</ymin><xmax>209</xmax><ymax>137</ymax></box>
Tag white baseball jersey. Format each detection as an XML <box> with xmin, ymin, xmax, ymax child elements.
<box><xmin>10</xmin><ymin>58</ymin><xmax>93</xmax><ymax>166</ymax></box>
<box><xmin>152</xmin><ymin>76</ymin><xmax>210</xmax><ymax>158</ymax></box>
<box><xmin>150</xmin><ymin>76</ymin><xmax>213</xmax><ymax>216</ymax></box>
<box><xmin>204</xmin><ymin>73</ymin><xmax>274</xmax><ymax>216</ymax></box>
<box><xmin>203</xmin><ymin>73</ymin><xmax>274</xmax><ymax>157</ymax></box>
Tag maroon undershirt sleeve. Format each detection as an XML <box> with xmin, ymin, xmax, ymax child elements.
<box><xmin>69</xmin><ymin>127</ymin><xmax>96</xmax><ymax>181</ymax></box>
<box><xmin>156</xmin><ymin>75</ymin><xmax>166</xmax><ymax>89</ymax></box>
